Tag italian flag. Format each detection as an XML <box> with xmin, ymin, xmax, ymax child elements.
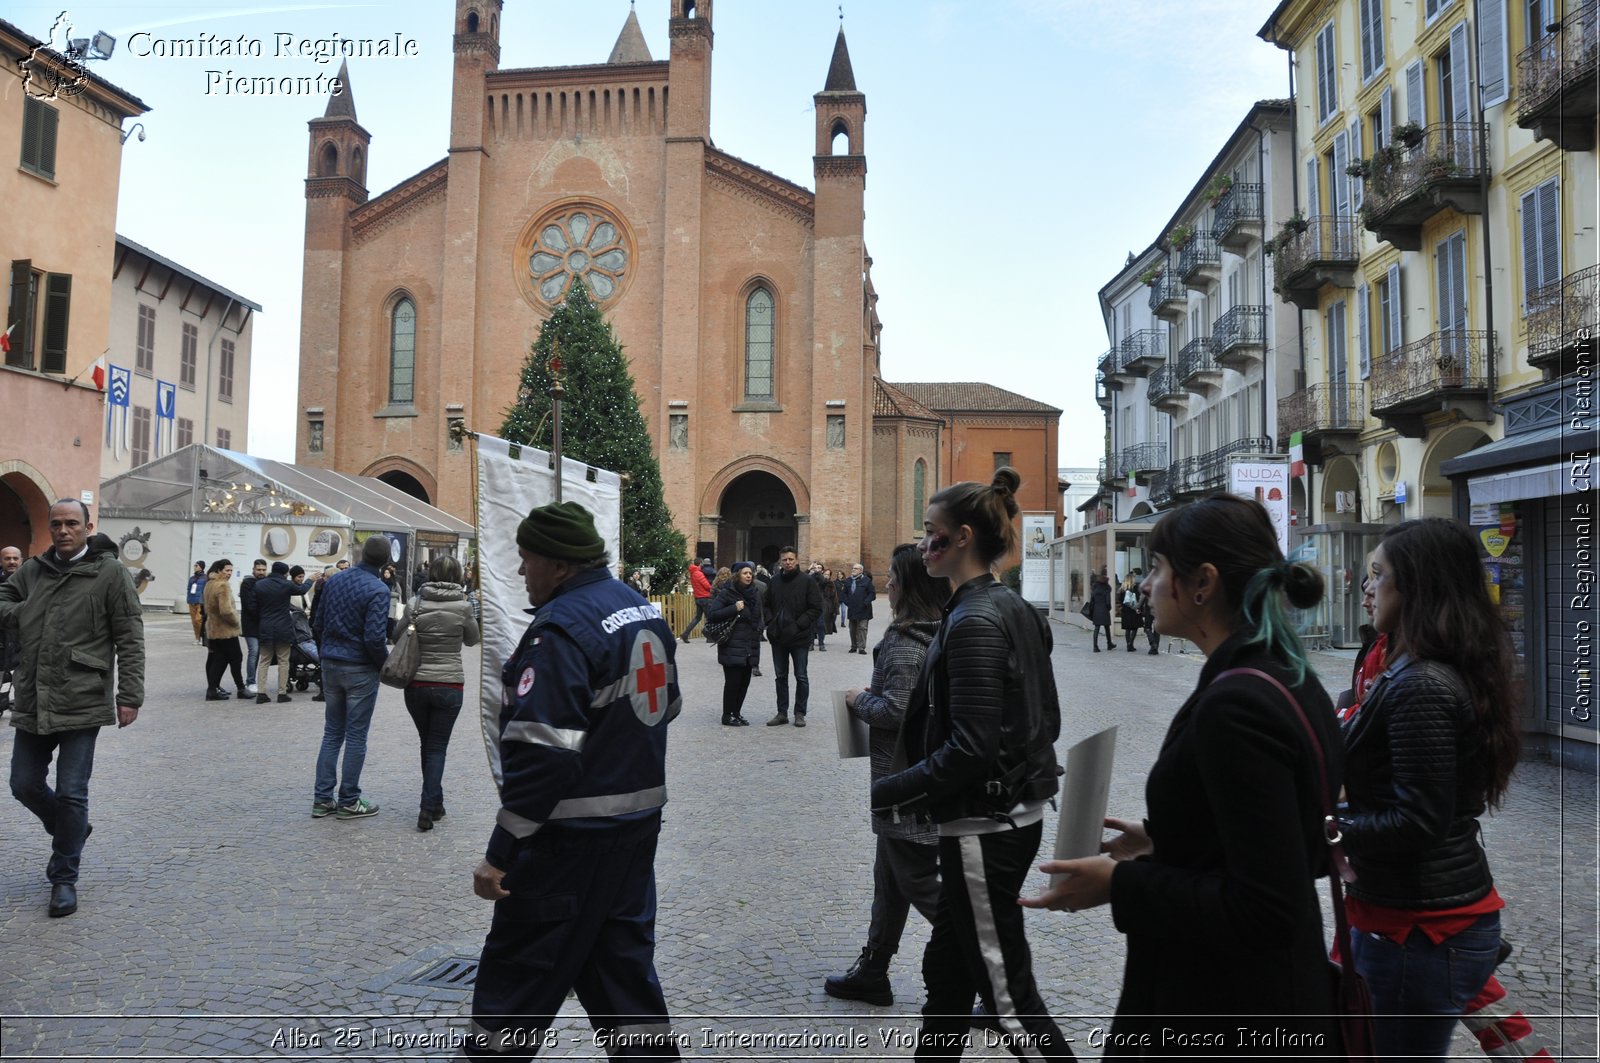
<box><xmin>1289</xmin><ymin>431</ymin><xmax>1306</xmax><ymax>479</ymax></box>
<box><xmin>90</xmin><ymin>356</ymin><xmax>106</xmax><ymax>390</ymax></box>
<box><xmin>0</xmin><ymin>322</ymin><xmax>13</xmax><ymax>355</ymax></box>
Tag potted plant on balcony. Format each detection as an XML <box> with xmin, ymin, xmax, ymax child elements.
<box><xmin>1204</xmin><ymin>173</ymin><xmax>1234</xmax><ymax>207</ymax></box>
<box><xmin>1345</xmin><ymin>158</ymin><xmax>1372</xmax><ymax>179</ymax></box>
<box><xmin>1392</xmin><ymin>121</ymin><xmax>1424</xmax><ymax>148</ymax></box>
<box><xmin>1435</xmin><ymin>351</ymin><xmax>1464</xmax><ymax>385</ymax></box>
<box><xmin>1284</xmin><ymin>211</ymin><xmax>1309</xmax><ymax>234</ymax></box>
<box><xmin>1138</xmin><ymin>266</ymin><xmax>1163</xmax><ymax>287</ymax></box>
<box><xmin>1168</xmin><ymin>223</ymin><xmax>1195</xmax><ymax>251</ymax></box>
<box><xmin>1422</xmin><ymin>156</ymin><xmax>1462</xmax><ymax>181</ymax></box>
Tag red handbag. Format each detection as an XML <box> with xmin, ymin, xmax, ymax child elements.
<box><xmin>1217</xmin><ymin>667</ymin><xmax>1377</xmax><ymax>1063</ymax></box>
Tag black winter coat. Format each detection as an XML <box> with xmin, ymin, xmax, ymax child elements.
<box><xmin>873</xmin><ymin>575</ymin><xmax>1060</xmax><ymax>824</ymax></box>
<box><xmin>762</xmin><ymin>568</ymin><xmax>822</xmax><ymax>648</ymax></box>
<box><xmin>252</xmin><ymin>573</ymin><xmax>308</xmax><ymax>646</ymax></box>
<box><xmin>1106</xmin><ymin>634</ymin><xmax>1343</xmax><ymax>1053</ymax></box>
<box><xmin>709</xmin><ymin>582</ymin><xmax>764</xmax><ymax>668</ymax></box>
<box><xmin>239</xmin><ymin>576</ymin><xmax>261</xmax><ymax>637</ymax></box>
<box><xmin>1337</xmin><ymin>653</ymin><xmax>1495</xmax><ymax>909</ymax></box>
<box><xmin>839</xmin><ymin>573</ymin><xmax>876</xmax><ymax>620</ymax></box>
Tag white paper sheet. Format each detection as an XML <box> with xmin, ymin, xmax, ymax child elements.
<box><xmin>1052</xmin><ymin>725</ymin><xmax>1118</xmax><ymax>887</ymax></box>
<box><xmin>833</xmin><ymin>690</ymin><xmax>870</xmax><ymax>759</ymax></box>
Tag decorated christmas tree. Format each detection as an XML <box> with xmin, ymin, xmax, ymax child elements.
<box><xmin>500</xmin><ymin>279</ymin><xmax>687</xmax><ymax>592</ymax></box>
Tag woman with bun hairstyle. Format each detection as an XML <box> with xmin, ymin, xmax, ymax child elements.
<box><xmin>1023</xmin><ymin>493</ymin><xmax>1343</xmax><ymax>1055</ymax></box>
<box><xmin>707</xmin><ymin>561</ymin><xmax>763</xmax><ymax>726</ymax></box>
<box><xmin>873</xmin><ymin>467</ymin><xmax>1073</xmax><ymax>1060</ymax></box>
<box><xmin>1335</xmin><ymin>518</ymin><xmax>1521</xmax><ymax>1060</ymax></box>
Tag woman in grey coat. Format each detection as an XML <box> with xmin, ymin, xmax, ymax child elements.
<box><xmin>826</xmin><ymin>543</ymin><xmax>949</xmax><ymax>1006</ymax></box>
<box><xmin>403</xmin><ymin>555</ymin><xmax>481</xmax><ymax>831</ymax></box>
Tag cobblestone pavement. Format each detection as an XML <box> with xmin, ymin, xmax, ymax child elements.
<box><xmin>1</xmin><ymin>611</ymin><xmax>1595</xmax><ymax>1060</ymax></box>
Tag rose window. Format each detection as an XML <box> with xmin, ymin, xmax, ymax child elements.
<box><xmin>526</xmin><ymin>208</ymin><xmax>629</xmax><ymax>305</ymax></box>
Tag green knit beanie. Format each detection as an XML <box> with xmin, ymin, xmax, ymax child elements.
<box><xmin>517</xmin><ymin>501</ymin><xmax>605</xmax><ymax>561</ymax></box>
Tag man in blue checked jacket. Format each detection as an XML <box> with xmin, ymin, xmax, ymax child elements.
<box><xmin>466</xmin><ymin>501</ymin><xmax>683</xmax><ymax>1063</ymax></box>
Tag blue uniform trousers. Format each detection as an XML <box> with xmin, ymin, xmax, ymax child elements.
<box><xmin>467</xmin><ymin>813</ymin><xmax>679</xmax><ymax>1061</ymax></box>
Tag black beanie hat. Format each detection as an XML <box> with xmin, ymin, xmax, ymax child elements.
<box><xmin>517</xmin><ymin>501</ymin><xmax>605</xmax><ymax>561</ymax></box>
<box><xmin>361</xmin><ymin>536</ymin><xmax>392</xmax><ymax>567</ymax></box>
<box><xmin>270</xmin><ymin>561</ymin><xmax>290</xmax><ymax>576</ymax></box>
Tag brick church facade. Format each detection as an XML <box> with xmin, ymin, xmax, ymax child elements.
<box><xmin>295</xmin><ymin>0</ymin><xmax>1061</xmax><ymax>573</ymax></box>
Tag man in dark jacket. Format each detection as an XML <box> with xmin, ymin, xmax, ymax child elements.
<box><xmin>310</xmin><ymin>536</ymin><xmax>392</xmax><ymax>819</ymax></box>
<box><xmin>0</xmin><ymin>545</ymin><xmax>20</xmax><ymax>712</ymax></box>
<box><xmin>761</xmin><ymin>546</ymin><xmax>822</xmax><ymax>727</ymax></box>
<box><xmin>253</xmin><ymin>561</ymin><xmax>309</xmax><ymax>704</ymax></box>
<box><xmin>239</xmin><ymin>558</ymin><xmax>266</xmax><ymax>695</ymax></box>
<box><xmin>0</xmin><ymin>500</ymin><xmax>144</xmax><ymax>918</ymax></box>
<box><xmin>839</xmin><ymin>562</ymin><xmax>876</xmax><ymax>653</ymax></box>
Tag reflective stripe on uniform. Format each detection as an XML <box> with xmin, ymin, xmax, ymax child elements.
<box><xmin>589</xmin><ymin>663</ymin><xmax>678</xmax><ymax>708</ymax></box>
<box><xmin>549</xmin><ymin>785</ymin><xmax>666</xmax><ymax>820</ymax></box>
<box><xmin>502</xmin><ymin>720</ymin><xmax>587</xmax><ymax>751</ymax></box>
<box><xmin>496</xmin><ymin>807</ymin><xmax>543</xmax><ymax>838</ymax></box>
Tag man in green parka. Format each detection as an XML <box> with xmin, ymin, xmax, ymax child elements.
<box><xmin>0</xmin><ymin>499</ymin><xmax>144</xmax><ymax>918</ymax></box>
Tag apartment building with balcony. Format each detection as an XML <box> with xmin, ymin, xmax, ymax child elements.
<box><xmin>102</xmin><ymin>236</ymin><xmax>260</xmax><ymax>482</ymax></box>
<box><xmin>1261</xmin><ymin>0</ymin><xmax>1598</xmax><ymax>766</ymax></box>
<box><xmin>1075</xmin><ymin>101</ymin><xmax>1297</xmax><ymax>595</ymax></box>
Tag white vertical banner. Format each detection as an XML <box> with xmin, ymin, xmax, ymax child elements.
<box><xmin>474</xmin><ymin>434</ymin><xmax>623</xmax><ymax>788</ymax></box>
<box><xmin>1228</xmin><ymin>457</ymin><xmax>1292</xmax><ymax>558</ymax></box>
<box><xmin>1020</xmin><ymin>512</ymin><xmax>1054</xmax><ymax>605</ymax></box>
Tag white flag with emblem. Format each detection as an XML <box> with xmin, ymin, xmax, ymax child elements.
<box><xmin>474</xmin><ymin>434</ymin><xmax>623</xmax><ymax>789</ymax></box>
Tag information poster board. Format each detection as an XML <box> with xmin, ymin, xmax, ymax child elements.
<box><xmin>1228</xmin><ymin>458</ymin><xmax>1291</xmax><ymax>558</ymax></box>
<box><xmin>1020</xmin><ymin>513</ymin><xmax>1054</xmax><ymax>605</ymax></box>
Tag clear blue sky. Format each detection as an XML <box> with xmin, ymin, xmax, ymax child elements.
<box><xmin>13</xmin><ymin>1</ymin><xmax>1287</xmax><ymax>473</ymax></box>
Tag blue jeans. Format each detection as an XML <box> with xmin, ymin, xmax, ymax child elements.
<box><xmin>315</xmin><ymin>659</ymin><xmax>381</xmax><ymax>806</ymax></box>
<box><xmin>244</xmin><ymin>635</ymin><xmax>260</xmax><ymax>685</ymax></box>
<box><xmin>680</xmin><ymin>598</ymin><xmax>710</xmax><ymax>640</ymax></box>
<box><xmin>10</xmin><ymin>726</ymin><xmax>100</xmax><ymax>884</ymax></box>
<box><xmin>403</xmin><ymin>684</ymin><xmax>462</xmax><ymax>813</ymax></box>
<box><xmin>1350</xmin><ymin>911</ymin><xmax>1503</xmax><ymax>1061</ymax></box>
<box><xmin>771</xmin><ymin>643</ymin><xmax>810</xmax><ymax>715</ymax></box>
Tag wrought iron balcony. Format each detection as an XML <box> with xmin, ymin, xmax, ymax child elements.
<box><xmin>1148</xmin><ymin>268</ymin><xmax>1187</xmax><ymax>321</ymax></box>
<box><xmin>1277</xmin><ymin>382</ymin><xmax>1365</xmax><ymax>459</ymax></box>
<box><xmin>1120</xmin><ymin>441</ymin><xmax>1168</xmax><ymax>482</ymax></box>
<box><xmin>1146</xmin><ymin>365</ymin><xmax>1187</xmax><ymax>413</ymax></box>
<box><xmin>1272</xmin><ymin>215</ymin><xmax>1359</xmax><ymax>309</ymax></box>
<box><xmin>1515</xmin><ymin>0</ymin><xmax>1598</xmax><ymax>151</ymax></box>
<box><xmin>1212</xmin><ymin>182</ymin><xmax>1264</xmax><ymax>253</ymax></box>
<box><xmin>1526</xmin><ymin>264</ymin><xmax>1599</xmax><ymax>376</ymax></box>
<box><xmin>1176</xmin><ymin>336</ymin><xmax>1223</xmax><ymax>395</ymax></box>
<box><xmin>1147</xmin><ymin>468</ymin><xmax>1173</xmax><ymax>508</ymax></box>
<box><xmin>1212</xmin><ymin>305</ymin><xmax>1268</xmax><ymax>369</ymax></box>
<box><xmin>1097</xmin><ymin>348</ymin><xmax>1115</xmax><ymax>376</ymax></box>
<box><xmin>1179</xmin><ymin>233</ymin><xmax>1221</xmax><ymax>289</ymax></box>
<box><xmin>1119</xmin><ymin>329</ymin><xmax>1168</xmax><ymax>377</ymax></box>
<box><xmin>1098</xmin><ymin>453</ymin><xmax>1126</xmax><ymax>488</ymax></box>
<box><xmin>1167</xmin><ymin>457</ymin><xmax>1201</xmax><ymax>500</ymax></box>
<box><xmin>1190</xmin><ymin>437</ymin><xmax>1275</xmax><ymax>493</ymax></box>
<box><xmin>1095</xmin><ymin>370</ymin><xmax>1113</xmax><ymax>408</ymax></box>
<box><xmin>1368</xmin><ymin>329</ymin><xmax>1493</xmax><ymax>437</ymax></box>
<box><xmin>1361</xmin><ymin>123</ymin><xmax>1488</xmax><ymax>250</ymax></box>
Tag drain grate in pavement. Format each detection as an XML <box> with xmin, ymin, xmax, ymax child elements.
<box><xmin>404</xmin><ymin>957</ymin><xmax>480</xmax><ymax>990</ymax></box>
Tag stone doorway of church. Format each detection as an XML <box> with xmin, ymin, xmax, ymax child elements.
<box><xmin>717</xmin><ymin>471</ymin><xmax>797</xmax><ymax>571</ymax></box>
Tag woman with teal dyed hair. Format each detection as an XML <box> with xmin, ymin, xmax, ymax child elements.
<box><xmin>1023</xmin><ymin>493</ymin><xmax>1347</xmax><ymax>1055</ymax></box>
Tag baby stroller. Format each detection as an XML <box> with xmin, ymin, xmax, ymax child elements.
<box><xmin>288</xmin><ymin>605</ymin><xmax>322</xmax><ymax>695</ymax></box>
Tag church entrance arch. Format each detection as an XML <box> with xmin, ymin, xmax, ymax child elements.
<box><xmin>717</xmin><ymin>471</ymin><xmax>798</xmax><ymax>571</ymax></box>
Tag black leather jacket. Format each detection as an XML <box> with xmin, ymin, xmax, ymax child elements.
<box><xmin>873</xmin><ymin>575</ymin><xmax>1061</xmax><ymax>824</ymax></box>
<box><xmin>1337</xmin><ymin>653</ymin><xmax>1494</xmax><ymax>909</ymax></box>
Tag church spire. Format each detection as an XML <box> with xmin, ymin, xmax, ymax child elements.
<box><xmin>608</xmin><ymin>5</ymin><xmax>654</xmax><ymax>63</ymax></box>
<box><xmin>324</xmin><ymin>60</ymin><xmax>357</xmax><ymax>119</ymax></box>
<box><xmin>823</xmin><ymin>27</ymin><xmax>855</xmax><ymax>91</ymax></box>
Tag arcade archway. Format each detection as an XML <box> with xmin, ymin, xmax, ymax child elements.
<box><xmin>0</xmin><ymin>465</ymin><xmax>53</xmax><ymax>556</ymax></box>
<box><xmin>717</xmin><ymin>471</ymin><xmax>798</xmax><ymax>571</ymax></box>
<box><xmin>376</xmin><ymin>469</ymin><xmax>430</xmax><ymax>505</ymax></box>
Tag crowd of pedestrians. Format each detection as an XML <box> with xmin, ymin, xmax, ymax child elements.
<box><xmin>0</xmin><ymin>476</ymin><xmax>1547</xmax><ymax>1062</ymax></box>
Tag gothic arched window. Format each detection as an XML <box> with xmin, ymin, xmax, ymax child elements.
<box><xmin>744</xmin><ymin>287</ymin><xmax>774</xmax><ymax>401</ymax></box>
<box><xmin>913</xmin><ymin>459</ymin><xmax>927</xmax><ymax>524</ymax></box>
<box><xmin>389</xmin><ymin>298</ymin><xmax>416</xmax><ymax>405</ymax></box>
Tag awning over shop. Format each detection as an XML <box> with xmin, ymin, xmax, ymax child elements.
<box><xmin>1439</xmin><ymin>425</ymin><xmax>1591</xmax><ymax>505</ymax></box>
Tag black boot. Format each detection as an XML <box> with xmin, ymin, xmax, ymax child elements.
<box><xmin>823</xmin><ymin>947</ymin><xmax>893</xmax><ymax>1006</ymax></box>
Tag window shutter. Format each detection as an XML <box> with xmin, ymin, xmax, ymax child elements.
<box><xmin>1357</xmin><ymin>283</ymin><xmax>1371</xmax><ymax>380</ymax></box>
<box><xmin>1370</xmin><ymin>0</ymin><xmax>1385</xmax><ymax>76</ymax></box>
<box><xmin>37</xmin><ymin>105</ymin><xmax>57</xmax><ymax>179</ymax></box>
<box><xmin>1406</xmin><ymin>60</ymin><xmax>1425</xmax><ymax>125</ymax></box>
<box><xmin>1449</xmin><ymin>22</ymin><xmax>1473</xmax><ymax>123</ymax></box>
<box><xmin>41</xmin><ymin>273</ymin><xmax>70</xmax><ymax>374</ymax></box>
<box><xmin>1350</xmin><ymin>118</ymin><xmax>1365</xmax><ymax>210</ymax></box>
<box><xmin>1479</xmin><ymin>0</ymin><xmax>1508</xmax><ymax>106</ymax></box>
<box><xmin>20</xmin><ymin>99</ymin><xmax>40</xmax><ymax>171</ymax></box>
<box><xmin>1306</xmin><ymin>157</ymin><xmax>1321</xmax><ymax>216</ymax></box>
<box><xmin>1316</xmin><ymin>24</ymin><xmax>1336</xmax><ymax>122</ymax></box>
<box><xmin>1379</xmin><ymin>86</ymin><xmax>1393</xmax><ymax>148</ymax></box>
<box><xmin>6</xmin><ymin>260</ymin><xmax>31</xmax><ymax>368</ymax></box>
<box><xmin>1332</xmin><ymin>131</ymin><xmax>1351</xmax><ymax>217</ymax></box>
<box><xmin>1387</xmin><ymin>262</ymin><xmax>1403</xmax><ymax>353</ymax></box>
<box><xmin>1537</xmin><ymin>178</ymin><xmax>1559</xmax><ymax>292</ymax></box>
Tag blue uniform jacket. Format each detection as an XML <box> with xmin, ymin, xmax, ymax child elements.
<box><xmin>488</xmin><ymin>567</ymin><xmax>681</xmax><ymax>869</ymax></box>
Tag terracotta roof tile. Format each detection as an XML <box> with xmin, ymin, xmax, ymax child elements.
<box><xmin>888</xmin><ymin>382</ymin><xmax>1062</xmax><ymax>415</ymax></box>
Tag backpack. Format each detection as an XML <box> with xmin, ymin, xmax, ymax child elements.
<box><xmin>1123</xmin><ymin>589</ymin><xmax>1138</xmax><ymax>608</ymax></box>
